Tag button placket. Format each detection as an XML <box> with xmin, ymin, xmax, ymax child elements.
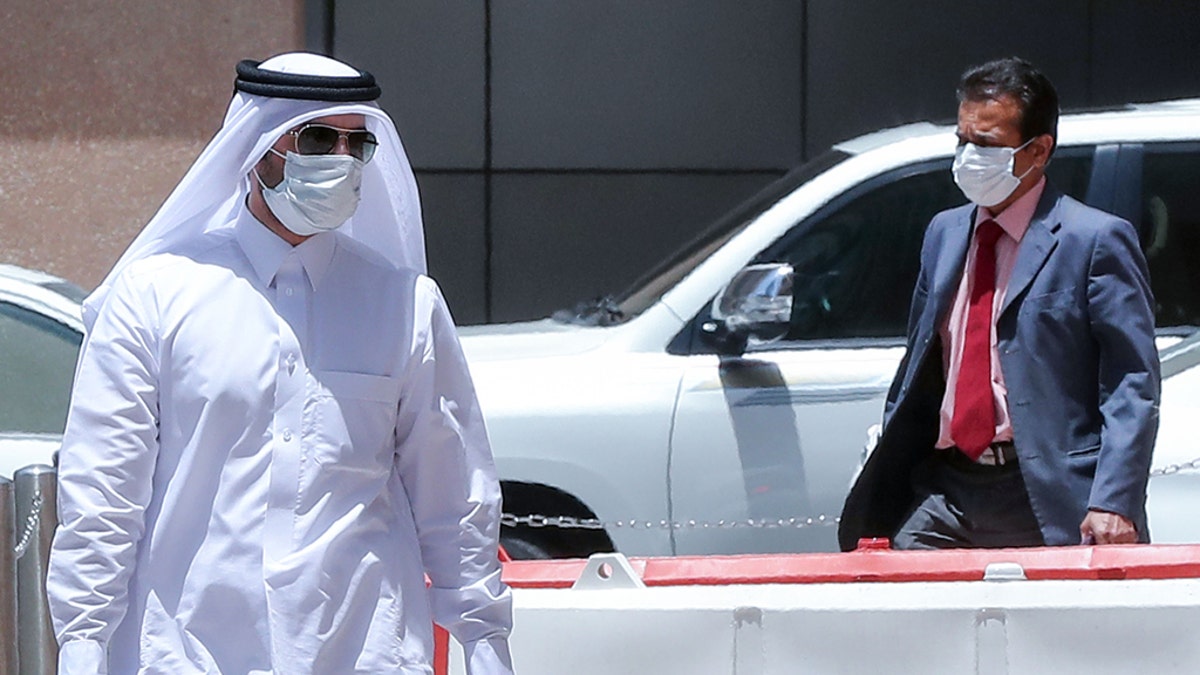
<box><xmin>264</xmin><ymin>257</ymin><xmax>309</xmax><ymax>561</ymax></box>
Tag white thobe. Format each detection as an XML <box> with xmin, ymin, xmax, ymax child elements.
<box><xmin>48</xmin><ymin>209</ymin><xmax>513</xmax><ymax>674</ymax></box>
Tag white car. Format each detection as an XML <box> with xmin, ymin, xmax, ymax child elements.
<box><xmin>0</xmin><ymin>264</ymin><xmax>86</xmax><ymax>478</ymax></box>
<box><xmin>460</xmin><ymin>99</ymin><xmax>1200</xmax><ymax>558</ymax></box>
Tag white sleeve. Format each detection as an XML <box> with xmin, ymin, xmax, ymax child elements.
<box><xmin>46</xmin><ymin>270</ymin><xmax>161</xmax><ymax>675</ymax></box>
<box><xmin>394</xmin><ymin>277</ymin><xmax>513</xmax><ymax>675</ymax></box>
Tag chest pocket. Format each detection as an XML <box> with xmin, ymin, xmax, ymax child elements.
<box><xmin>308</xmin><ymin>370</ymin><xmax>402</xmax><ymax>471</ymax></box>
<box><xmin>1019</xmin><ymin>288</ymin><xmax>1077</xmax><ymax>315</ymax></box>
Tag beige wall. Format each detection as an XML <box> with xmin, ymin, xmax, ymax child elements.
<box><xmin>0</xmin><ymin>1</ymin><xmax>303</xmax><ymax>290</ymax></box>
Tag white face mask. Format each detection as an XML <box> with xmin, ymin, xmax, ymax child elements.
<box><xmin>952</xmin><ymin>137</ymin><xmax>1036</xmax><ymax>207</ymax></box>
<box><xmin>256</xmin><ymin>150</ymin><xmax>364</xmax><ymax>237</ymax></box>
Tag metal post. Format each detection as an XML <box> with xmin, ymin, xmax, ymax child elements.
<box><xmin>0</xmin><ymin>476</ymin><xmax>19</xmax><ymax>674</ymax></box>
<box><xmin>15</xmin><ymin>466</ymin><xmax>57</xmax><ymax>675</ymax></box>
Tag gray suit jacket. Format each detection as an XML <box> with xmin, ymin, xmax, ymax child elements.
<box><xmin>838</xmin><ymin>184</ymin><xmax>1161</xmax><ymax>550</ymax></box>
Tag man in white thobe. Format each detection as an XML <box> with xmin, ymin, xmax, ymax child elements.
<box><xmin>47</xmin><ymin>53</ymin><xmax>513</xmax><ymax>674</ymax></box>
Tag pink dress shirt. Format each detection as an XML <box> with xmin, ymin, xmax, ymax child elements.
<box><xmin>936</xmin><ymin>178</ymin><xmax>1047</xmax><ymax>450</ymax></box>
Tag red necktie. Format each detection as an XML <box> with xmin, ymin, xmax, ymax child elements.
<box><xmin>952</xmin><ymin>219</ymin><xmax>1003</xmax><ymax>460</ymax></box>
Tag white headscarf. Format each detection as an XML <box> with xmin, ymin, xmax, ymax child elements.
<box><xmin>83</xmin><ymin>52</ymin><xmax>426</xmax><ymax>330</ymax></box>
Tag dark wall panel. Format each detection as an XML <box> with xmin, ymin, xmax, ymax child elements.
<box><xmin>1091</xmin><ymin>3</ymin><xmax>1200</xmax><ymax>104</ymax></box>
<box><xmin>326</xmin><ymin>1</ymin><xmax>1200</xmax><ymax>325</ymax></box>
<box><xmin>335</xmin><ymin>1</ymin><xmax>486</xmax><ymax>170</ymax></box>
<box><xmin>491</xmin><ymin>0</ymin><xmax>804</xmax><ymax>170</ymax></box>
<box><xmin>417</xmin><ymin>173</ymin><xmax>488</xmax><ymax>324</ymax></box>
<box><xmin>805</xmin><ymin>0</ymin><xmax>1089</xmax><ymax>154</ymax></box>
<box><xmin>489</xmin><ymin>172</ymin><xmax>779</xmax><ymax>322</ymax></box>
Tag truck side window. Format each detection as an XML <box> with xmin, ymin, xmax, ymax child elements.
<box><xmin>760</xmin><ymin>151</ymin><xmax>1094</xmax><ymax>344</ymax></box>
<box><xmin>1138</xmin><ymin>143</ymin><xmax>1200</xmax><ymax>330</ymax></box>
<box><xmin>778</xmin><ymin>164</ymin><xmax>958</xmax><ymax>340</ymax></box>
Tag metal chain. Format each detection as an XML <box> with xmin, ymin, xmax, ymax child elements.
<box><xmin>1150</xmin><ymin>456</ymin><xmax>1200</xmax><ymax>477</ymax></box>
<box><xmin>500</xmin><ymin>512</ymin><xmax>840</xmax><ymax>531</ymax></box>
<box><xmin>499</xmin><ymin>455</ymin><xmax>1200</xmax><ymax>533</ymax></box>
<box><xmin>13</xmin><ymin>491</ymin><xmax>42</xmax><ymax>559</ymax></box>
<box><xmin>0</xmin><ymin>456</ymin><xmax>1191</xmax><ymax>554</ymax></box>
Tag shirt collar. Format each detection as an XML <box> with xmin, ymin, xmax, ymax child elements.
<box><xmin>976</xmin><ymin>176</ymin><xmax>1046</xmax><ymax>242</ymax></box>
<box><xmin>235</xmin><ymin>207</ymin><xmax>336</xmax><ymax>291</ymax></box>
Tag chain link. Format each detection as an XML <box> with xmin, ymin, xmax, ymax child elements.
<box><xmin>13</xmin><ymin>490</ymin><xmax>42</xmax><ymax>559</ymax></box>
<box><xmin>501</xmin><ymin>512</ymin><xmax>840</xmax><ymax>531</ymax></box>
<box><xmin>1150</xmin><ymin>456</ymin><xmax>1200</xmax><ymax>477</ymax></box>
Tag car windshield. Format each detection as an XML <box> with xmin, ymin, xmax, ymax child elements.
<box><xmin>553</xmin><ymin>150</ymin><xmax>852</xmax><ymax>326</ymax></box>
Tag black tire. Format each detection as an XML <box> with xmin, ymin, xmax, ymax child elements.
<box><xmin>498</xmin><ymin>481</ymin><xmax>616</xmax><ymax>559</ymax></box>
<box><xmin>500</xmin><ymin>530</ymin><xmax>555</xmax><ymax>560</ymax></box>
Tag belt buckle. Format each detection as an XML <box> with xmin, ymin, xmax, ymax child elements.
<box><xmin>976</xmin><ymin>446</ymin><xmax>1000</xmax><ymax>465</ymax></box>
<box><xmin>977</xmin><ymin>442</ymin><xmax>1013</xmax><ymax>466</ymax></box>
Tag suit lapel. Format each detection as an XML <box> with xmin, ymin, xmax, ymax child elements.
<box><xmin>928</xmin><ymin>208</ymin><xmax>974</xmax><ymax>324</ymax></box>
<box><xmin>1000</xmin><ymin>186</ymin><xmax>1063</xmax><ymax>318</ymax></box>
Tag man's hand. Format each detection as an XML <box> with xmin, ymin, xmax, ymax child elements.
<box><xmin>1079</xmin><ymin>509</ymin><xmax>1138</xmax><ymax>545</ymax></box>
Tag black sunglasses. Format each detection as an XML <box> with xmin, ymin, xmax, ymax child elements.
<box><xmin>289</xmin><ymin>124</ymin><xmax>378</xmax><ymax>162</ymax></box>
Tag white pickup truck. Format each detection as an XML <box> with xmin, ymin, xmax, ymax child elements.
<box><xmin>5</xmin><ymin>102</ymin><xmax>1200</xmax><ymax>559</ymax></box>
<box><xmin>459</xmin><ymin>99</ymin><xmax>1200</xmax><ymax>558</ymax></box>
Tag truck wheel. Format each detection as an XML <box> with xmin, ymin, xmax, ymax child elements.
<box><xmin>500</xmin><ymin>530</ymin><xmax>555</xmax><ymax>560</ymax></box>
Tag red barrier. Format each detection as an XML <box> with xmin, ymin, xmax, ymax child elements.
<box><xmin>500</xmin><ymin>543</ymin><xmax>1200</xmax><ymax>589</ymax></box>
<box><xmin>435</xmin><ymin>543</ymin><xmax>1200</xmax><ymax>671</ymax></box>
<box><xmin>433</xmin><ymin>625</ymin><xmax>450</xmax><ymax>675</ymax></box>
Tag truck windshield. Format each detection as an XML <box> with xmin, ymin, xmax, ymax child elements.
<box><xmin>554</xmin><ymin>150</ymin><xmax>851</xmax><ymax>326</ymax></box>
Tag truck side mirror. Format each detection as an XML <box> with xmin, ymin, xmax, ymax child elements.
<box><xmin>700</xmin><ymin>263</ymin><xmax>794</xmax><ymax>356</ymax></box>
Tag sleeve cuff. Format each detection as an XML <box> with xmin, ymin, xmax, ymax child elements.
<box><xmin>462</xmin><ymin>636</ymin><xmax>513</xmax><ymax>675</ymax></box>
<box><xmin>58</xmin><ymin>639</ymin><xmax>107</xmax><ymax>675</ymax></box>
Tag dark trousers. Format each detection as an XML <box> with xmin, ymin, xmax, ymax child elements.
<box><xmin>892</xmin><ymin>448</ymin><xmax>1044</xmax><ymax>549</ymax></box>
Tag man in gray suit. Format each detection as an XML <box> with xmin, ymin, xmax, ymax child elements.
<box><xmin>838</xmin><ymin>57</ymin><xmax>1160</xmax><ymax>551</ymax></box>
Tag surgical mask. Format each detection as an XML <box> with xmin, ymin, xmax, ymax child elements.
<box><xmin>952</xmin><ymin>137</ymin><xmax>1036</xmax><ymax>207</ymax></box>
<box><xmin>256</xmin><ymin>150</ymin><xmax>364</xmax><ymax>237</ymax></box>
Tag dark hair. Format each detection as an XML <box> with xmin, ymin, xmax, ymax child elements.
<box><xmin>957</xmin><ymin>57</ymin><xmax>1059</xmax><ymax>151</ymax></box>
